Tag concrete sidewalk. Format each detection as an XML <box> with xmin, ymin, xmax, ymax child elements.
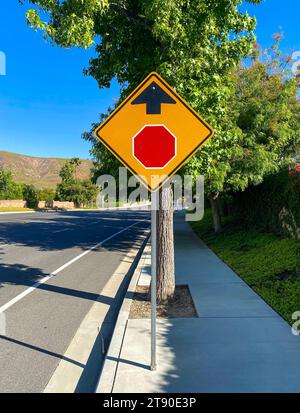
<box><xmin>100</xmin><ymin>213</ymin><xmax>300</xmax><ymax>393</ymax></box>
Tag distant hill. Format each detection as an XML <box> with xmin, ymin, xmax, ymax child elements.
<box><xmin>0</xmin><ymin>151</ymin><xmax>93</xmax><ymax>189</ymax></box>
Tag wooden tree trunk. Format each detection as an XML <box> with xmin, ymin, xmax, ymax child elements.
<box><xmin>208</xmin><ymin>193</ymin><xmax>221</xmax><ymax>233</ymax></box>
<box><xmin>156</xmin><ymin>184</ymin><xmax>175</xmax><ymax>303</ymax></box>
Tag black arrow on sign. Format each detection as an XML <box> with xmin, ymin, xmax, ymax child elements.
<box><xmin>131</xmin><ymin>81</ymin><xmax>176</xmax><ymax>114</ymax></box>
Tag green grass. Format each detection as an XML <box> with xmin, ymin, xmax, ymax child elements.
<box><xmin>191</xmin><ymin>210</ymin><xmax>300</xmax><ymax>324</ymax></box>
<box><xmin>0</xmin><ymin>207</ymin><xmax>33</xmax><ymax>212</ymax></box>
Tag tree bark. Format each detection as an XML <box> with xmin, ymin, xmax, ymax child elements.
<box><xmin>208</xmin><ymin>193</ymin><xmax>221</xmax><ymax>233</ymax></box>
<box><xmin>156</xmin><ymin>184</ymin><xmax>175</xmax><ymax>303</ymax></box>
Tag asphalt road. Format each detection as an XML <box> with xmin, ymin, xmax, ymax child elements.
<box><xmin>0</xmin><ymin>209</ymin><xmax>150</xmax><ymax>393</ymax></box>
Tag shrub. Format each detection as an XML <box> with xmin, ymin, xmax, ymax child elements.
<box><xmin>232</xmin><ymin>167</ymin><xmax>300</xmax><ymax>237</ymax></box>
<box><xmin>38</xmin><ymin>188</ymin><xmax>55</xmax><ymax>201</ymax></box>
<box><xmin>23</xmin><ymin>184</ymin><xmax>39</xmax><ymax>208</ymax></box>
<box><xmin>56</xmin><ymin>180</ymin><xmax>98</xmax><ymax>207</ymax></box>
<box><xmin>0</xmin><ymin>168</ymin><xmax>23</xmax><ymax>199</ymax></box>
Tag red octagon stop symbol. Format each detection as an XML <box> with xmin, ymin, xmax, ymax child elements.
<box><xmin>133</xmin><ymin>125</ymin><xmax>176</xmax><ymax>169</ymax></box>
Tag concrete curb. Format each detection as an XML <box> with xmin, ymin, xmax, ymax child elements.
<box><xmin>44</xmin><ymin>231</ymin><xmax>150</xmax><ymax>393</ymax></box>
<box><xmin>0</xmin><ymin>210</ymin><xmax>36</xmax><ymax>215</ymax></box>
<box><xmin>0</xmin><ymin>203</ymin><xmax>150</xmax><ymax>215</ymax></box>
<box><xmin>96</xmin><ymin>242</ymin><xmax>150</xmax><ymax>393</ymax></box>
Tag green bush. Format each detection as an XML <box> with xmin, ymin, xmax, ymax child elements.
<box><xmin>232</xmin><ymin>168</ymin><xmax>300</xmax><ymax>237</ymax></box>
<box><xmin>56</xmin><ymin>180</ymin><xmax>98</xmax><ymax>207</ymax></box>
<box><xmin>0</xmin><ymin>168</ymin><xmax>23</xmax><ymax>199</ymax></box>
<box><xmin>23</xmin><ymin>184</ymin><xmax>39</xmax><ymax>208</ymax></box>
<box><xmin>38</xmin><ymin>188</ymin><xmax>55</xmax><ymax>201</ymax></box>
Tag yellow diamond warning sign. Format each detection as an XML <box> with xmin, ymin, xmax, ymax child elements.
<box><xmin>94</xmin><ymin>72</ymin><xmax>214</xmax><ymax>191</ymax></box>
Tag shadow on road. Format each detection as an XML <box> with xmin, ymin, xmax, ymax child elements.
<box><xmin>0</xmin><ymin>210</ymin><xmax>150</xmax><ymax>392</ymax></box>
<box><xmin>0</xmin><ymin>210</ymin><xmax>150</xmax><ymax>292</ymax></box>
<box><xmin>0</xmin><ymin>335</ymin><xmax>85</xmax><ymax>368</ymax></box>
<box><xmin>0</xmin><ymin>210</ymin><xmax>150</xmax><ymax>252</ymax></box>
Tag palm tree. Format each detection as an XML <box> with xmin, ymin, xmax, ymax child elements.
<box><xmin>70</xmin><ymin>158</ymin><xmax>81</xmax><ymax>181</ymax></box>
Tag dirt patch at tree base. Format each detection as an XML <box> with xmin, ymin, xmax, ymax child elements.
<box><xmin>129</xmin><ymin>285</ymin><xmax>198</xmax><ymax>319</ymax></box>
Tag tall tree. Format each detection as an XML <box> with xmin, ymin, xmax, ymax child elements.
<box><xmin>59</xmin><ymin>159</ymin><xmax>76</xmax><ymax>184</ymax></box>
<box><xmin>22</xmin><ymin>0</ymin><xmax>261</xmax><ymax>301</ymax></box>
<box><xmin>56</xmin><ymin>159</ymin><xmax>98</xmax><ymax>206</ymax></box>
<box><xmin>70</xmin><ymin>158</ymin><xmax>82</xmax><ymax>181</ymax></box>
<box><xmin>184</xmin><ymin>34</ymin><xmax>300</xmax><ymax>232</ymax></box>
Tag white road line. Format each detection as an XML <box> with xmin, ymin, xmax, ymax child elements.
<box><xmin>0</xmin><ymin>220</ymin><xmax>144</xmax><ymax>314</ymax></box>
<box><xmin>52</xmin><ymin>218</ymin><xmax>144</xmax><ymax>233</ymax></box>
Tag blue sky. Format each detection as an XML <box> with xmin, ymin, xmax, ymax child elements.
<box><xmin>0</xmin><ymin>0</ymin><xmax>299</xmax><ymax>159</ymax></box>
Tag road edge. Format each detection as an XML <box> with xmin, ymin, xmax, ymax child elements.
<box><xmin>0</xmin><ymin>202</ymin><xmax>150</xmax><ymax>215</ymax></box>
<box><xmin>95</xmin><ymin>242</ymin><xmax>150</xmax><ymax>393</ymax></box>
<box><xmin>44</xmin><ymin>230</ymin><xmax>150</xmax><ymax>393</ymax></box>
<box><xmin>0</xmin><ymin>210</ymin><xmax>35</xmax><ymax>215</ymax></box>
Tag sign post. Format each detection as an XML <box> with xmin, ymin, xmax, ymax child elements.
<box><xmin>151</xmin><ymin>187</ymin><xmax>157</xmax><ymax>371</ymax></box>
<box><xmin>94</xmin><ymin>72</ymin><xmax>214</xmax><ymax>370</ymax></box>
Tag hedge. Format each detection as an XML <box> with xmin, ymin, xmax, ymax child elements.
<box><xmin>232</xmin><ymin>167</ymin><xmax>300</xmax><ymax>238</ymax></box>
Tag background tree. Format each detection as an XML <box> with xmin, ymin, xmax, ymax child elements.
<box><xmin>70</xmin><ymin>157</ymin><xmax>81</xmax><ymax>181</ymax></box>
<box><xmin>185</xmin><ymin>35</ymin><xmax>300</xmax><ymax>232</ymax></box>
<box><xmin>38</xmin><ymin>187</ymin><xmax>56</xmax><ymax>202</ymax></box>
<box><xmin>22</xmin><ymin>184</ymin><xmax>39</xmax><ymax>208</ymax></box>
<box><xmin>0</xmin><ymin>167</ymin><xmax>55</xmax><ymax>207</ymax></box>
<box><xmin>59</xmin><ymin>158</ymin><xmax>76</xmax><ymax>185</ymax></box>
<box><xmin>232</xmin><ymin>35</ymin><xmax>300</xmax><ymax>161</ymax></box>
<box><xmin>22</xmin><ymin>0</ymin><xmax>262</xmax><ymax>302</ymax></box>
<box><xmin>56</xmin><ymin>159</ymin><xmax>98</xmax><ymax>207</ymax></box>
<box><xmin>0</xmin><ymin>167</ymin><xmax>23</xmax><ymax>200</ymax></box>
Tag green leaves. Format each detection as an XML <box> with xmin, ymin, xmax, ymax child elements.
<box><xmin>23</xmin><ymin>184</ymin><xmax>39</xmax><ymax>208</ymax></box>
<box><xmin>25</xmin><ymin>0</ymin><xmax>109</xmax><ymax>48</ymax></box>
<box><xmin>56</xmin><ymin>179</ymin><xmax>98</xmax><ymax>206</ymax></box>
<box><xmin>56</xmin><ymin>158</ymin><xmax>98</xmax><ymax>206</ymax></box>
<box><xmin>59</xmin><ymin>159</ymin><xmax>77</xmax><ymax>184</ymax></box>
<box><xmin>26</xmin><ymin>1</ymin><xmax>296</xmax><ymax>202</ymax></box>
<box><xmin>0</xmin><ymin>167</ymin><xmax>24</xmax><ymax>200</ymax></box>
